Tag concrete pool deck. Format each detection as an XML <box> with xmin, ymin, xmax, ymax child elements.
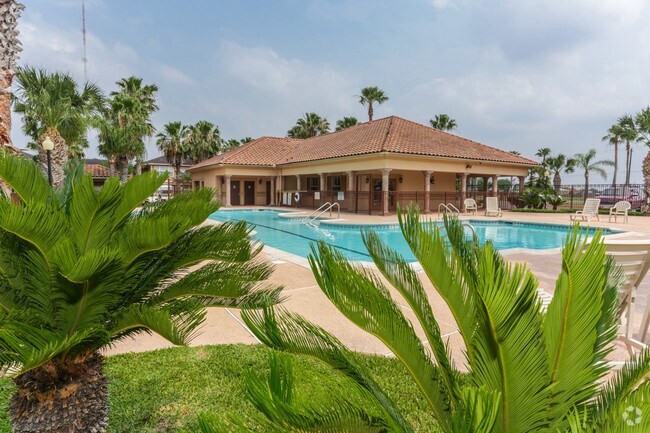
<box><xmin>106</xmin><ymin>207</ymin><xmax>650</xmax><ymax>366</ymax></box>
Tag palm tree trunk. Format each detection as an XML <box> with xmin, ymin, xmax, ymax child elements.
<box><xmin>118</xmin><ymin>156</ymin><xmax>128</xmax><ymax>183</ymax></box>
<box><xmin>611</xmin><ymin>140</ymin><xmax>618</xmax><ymax>186</ymax></box>
<box><xmin>135</xmin><ymin>155</ymin><xmax>142</xmax><ymax>175</ymax></box>
<box><xmin>626</xmin><ymin>143</ymin><xmax>632</xmax><ymax>185</ymax></box>
<box><xmin>9</xmin><ymin>352</ymin><xmax>109</xmax><ymax>433</ymax></box>
<box><xmin>0</xmin><ymin>68</ymin><xmax>13</xmax><ymax>147</ymax></box>
<box><xmin>368</xmin><ymin>103</ymin><xmax>373</xmax><ymax>122</ymax></box>
<box><xmin>553</xmin><ymin>173</ymin><xmax>561</xmax><ymax>192</ymax></box>
<box><xmin>38</xmin><ymin>129</ymin><xmax>68</xmax><ymax>187</ymax></box>
<box><xmin>108</xmin><ymin>157</ymin><xmax>116</xmax><ymax>177</ymax></box>
<box><xmin>584</xmin><ymin>172</ymin><xmax>589</xmax><ymax>201</ymax></box>
<box><xmin>174</xmin><ymin>164</ymin><xmax>181</xmax><ymax>195</ymax></box>
<box><xmin>643</xmin><ymin>150</ymin><xmax>650</xmax><ymax>213</ymax></box>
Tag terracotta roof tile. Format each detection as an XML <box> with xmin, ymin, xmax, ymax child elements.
<box><xmin>85</xmin><ymin>164</ymin><xmax>110</xmax><ymax>178</ymax></box>
<box><xmin>189</xmin><ymin>116</ymin><xmax>537</xmax><ymax>170</ymax></box>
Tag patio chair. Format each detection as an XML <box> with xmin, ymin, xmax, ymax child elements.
<box><xmin>485</xmin><ymin>197</ymin><xmax>502</xmax><ymax>217</ymax></box>
<box><xmin>569</xmin><ymin>198</ymin><xmax>600</xmax><ymax>222</ymax></box>
<box><xmin>609</xmin><ymin>200</ymin><xmax>631</xmax><ymax>223</ymax></box>
<box><xmin>464</xmin><ymin>198</ymin><xmax>477</xmax><ymax>215</ymax></box>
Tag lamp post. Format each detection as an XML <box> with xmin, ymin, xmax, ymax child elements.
<box><xmin>42</xmin><ymin>136</ymin><xmax>54</xmax><ymax>186</ymax></box>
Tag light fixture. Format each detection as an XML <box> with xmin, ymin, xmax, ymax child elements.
<box><xmin>399</xmin><ymin>176</ymin><xmax>403</xmax><ymax>184</ymax></box>
<box><xmin>42</xmin><ymin>137</ymin><xmax>55</xmax><ymax>186</ymax></box>
<box><xmin>430</xmin><ymin>176</ymin><xmax>435</xmax><ymax>185</ymax></box>
<box><xmin>258</xmin><ymin>178</ymin><xmax>262</xmax><ymax>185</ymax></box>
<box><xmin>466</xmin><ymin>164</ymin><xmax>473</xmax><ymax>170</ymax></box>
<box><xmin>365</xmin><ymin>176</ymin><xmax>369</xmax><ymax>184</ymax></box>
<box><xmin>544</xmin><ymin>171</ymin><xmax>550</xmax><ymax>177</ymax></box>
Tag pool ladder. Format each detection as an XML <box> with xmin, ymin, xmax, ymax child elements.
<box><xmin>437</xmin><ymin>203</ymin><xmax>461</xmax><ymax>220</ymax></box>
<box><xmin>302</xmin><ymin>202</ymin><xmax>340</xmax><ymax>226</ymax></box>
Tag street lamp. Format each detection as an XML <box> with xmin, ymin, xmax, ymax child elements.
<box><xmin>42</xmin><ymin>137</ymin><xmax>54</xmax><ymax>186</ymax></box>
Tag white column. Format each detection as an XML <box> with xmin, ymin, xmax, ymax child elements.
<box><xmin>270</xmin><ymin>177</ymin><xmax>275</xmax><ymax>205</ymax></box>
<box><xmin>224</xmin><ymin>175</ymin><xmax>232</xmax><ymax>206</ymax></box>
<box><xmin>423</xmin><ymin>170</ymin><xmax>432</xmax><ymax>213</ymax></box>
<box><xmin>319</xmin><ymin>173</ymin><xmax>326</xmax><ymax>191</ymax></box>
<box><xmin>296</xmin><ymin>175</ymin><xmax>301</xmax><ymax>191</ymax></box>
<box><xmin>346</xmin><ymin>171</ymin><xmax>355</xmax><ymax>192</ymax></box>
<box><xmin>460</xmin><ymin>173</ymin><xmax>468</xmax><ymax>211</ymax></box>
<box><xmin>491</xmin><ymin>175</ymin><xmax>499</xmax><ymax>196</ymax></box>
<box><xmin>381</xmin><ymin>168</ymin><xmax>392</xmax><ymax>215</ymax></box>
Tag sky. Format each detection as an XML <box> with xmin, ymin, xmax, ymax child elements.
<box><xmin>11</xmin><ymin>0</ymin><xmax>650</xmax><ymax>184</ymax></box>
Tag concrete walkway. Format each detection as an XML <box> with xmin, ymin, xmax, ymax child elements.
<box><xmin>106</xmin><ymin>208</ymin><xmax>650</xmax><ymax>366</ymax></box>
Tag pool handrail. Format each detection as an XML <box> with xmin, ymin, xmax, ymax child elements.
<box><xmin>437</xmin><ymin>203</ymin><xmax>460</xmax><ymax>219</ymax></box>
<box><xmin>305</xmin><ymin>202</ymin><xmax>340</xmax><ymax>224</ymax></box>
<box><xmin>303</xmin><ymin>202</ymin><xmax>332</xmax><ymax>220</ymax></box>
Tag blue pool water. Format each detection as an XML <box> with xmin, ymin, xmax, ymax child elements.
<box><xmin>209</xmin><ymin>210</ymin><xmax>617</xmax><ymax>262</ymax></box>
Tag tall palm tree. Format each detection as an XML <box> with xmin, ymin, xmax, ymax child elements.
<box><xmin>202</xmin><ymin>210</ymin><xmax>650</xmax><ymax>433</ymax></box>
<box><xmin>602</xmin><ymin>122</ymin><xmax>624</xmax><ymax>186</ymax></box>
<box><xmin>636</xmin><ymin>106</ymin><xmax>650</xmax><ymax>210</ymax></box>
<box><xmin>429</xmin><ymin>113</ymin><xmax>457</xmax><ymax>131</ymax></box>
<box><xmin>0</xmin><ymin>153</ymin><xmax>279</xmax><ymax>433</ymax></box>
<box><xmin>156</xmin><ymin>121</ymin><xmax>190</xmax><ymax>192</ymax></box>
<box><xmin>186</xmin><ymin>120</ymin><xmax>221</xmax><ymax>163</ymax></box>
<box><xmin>358</xmin><ymin>86</ymin><xmax>388</xmax><ymax>122</ymax></box>
<box><xmin>287</xmin><ymin>113</ymin><xmax>330</xmax><ymax>138</ymax></box>
<box><xmin>335</xmin><ymin>116</ymin><xmax>358</xmax><ymax>131</ymax></box>
<box><xmin>240</xmin><ymin>136</ymin><xmax>254</xmax><ymax>144</ymax></box>
<box><xmin>0</xmin><ymin>0</ymin><xmax>24</xmax><ymax>149</ymax></box>
<box><xmin>13</xmin><ymin>67</ymin><xmax>103</xmax><ymax>186</ymax></box>
<box><xmin>545</xmin><ymin>154</ymin><xmax>575</xmax><ymax>191</ymax></box>
<box><xmin>617</xmin><ymin>114</ymin><xmax>638</xmax><ymax>185</ymax></box>
<box><xmin>94</xmin><ymin>114</ymin><xmax>140</xmax><ymax>179</ymax></box>
<box><xmin>222</xmin><ymin>138</ymin><xmax>242</xmax><ymax>152</ymax></box>
<box><xmin>535</xmin><ymin>147</ymin><xmax>552</xmax><ymax>165</ymax></box>
<box><xmin>110</xmin><ymin>76</ymin><xmax>159</xmax><ymax>175</ymax></box>
<box><xmin>573</xmin><ymin>149</ymin><xmax>614</xmax><ymax>200</ymax></box>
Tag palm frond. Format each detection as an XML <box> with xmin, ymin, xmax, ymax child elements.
<box><xmin>450</xmin><ymin>387</ymin><xmax>500</xmax><ymax>433</ymax></box>
<box><xmin>0</xmin><ymin>149</ymin><xmax>51</xmax><ymax>206</ymax></box>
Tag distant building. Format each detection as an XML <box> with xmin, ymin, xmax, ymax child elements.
<box><xmin>83</xmin><ymin>159</ymin><xmax>109</xmax><ymax>188</ymax></box>
<box><xmin>144</xmin><ymin>156</ymin><xmax>193</xmax><ymax>176</ymax></box>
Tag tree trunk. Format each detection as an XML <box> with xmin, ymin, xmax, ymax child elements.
<box><xmin>612</xmin><ymin>139</ymin><xmax>618</xmax><ymax>186</ymax></box>
<box><xmin>174</xmin><ymin>164</ymin><xmax>181</xmax><ymax>195</ymax></box>
<box><xmin>117</xmin><ymin>156</ymin><xmax>128</xmax><ymax>183</ymax></box>
<box><xmin>368</xmin><ymin>103</ymin><xmax>373</xmax><ymax>122</ymax></box>
<box><xmin>643</xmin><ymin>150</ymin><xmax>650</xmax><ymax>214</ymax></box>
<box><xmin>626</xmin><ymin>146</ymin><xmax>633</xmax><ymax>185</ymax></box>
<box><xmin>9</xmin><ymin>352</ymin><xmax>108</xmax><ymax>433</ymax></box>
<box><xmin>553</xmin><ymin>173</ymin><xmax>561</xmax><ymax>192</ymax></box>
<box><xmin>584</xmin><ymin>172</ymin><xmax>589</xmax><ymax>201</ymax></box>
<box><xmin>38</xmin><ymin>128</ymin><xmax>68</xmax><ymax>187</ymax></box>
<box><xmin>0</xmin><ymin>68</ymin><xmax>13</xmax><ymax>147</ymax></box>
<box><xmin>108</xmin><ymin>157</ymin><xmax>116</xmax><ymax>177</ymax></box>
<box><xmin>135</xmin><ymin>155</ymin><xmax>142</xmax><ymax>175</ymax></box>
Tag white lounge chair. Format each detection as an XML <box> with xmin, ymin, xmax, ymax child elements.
<box><xmin>609</xmin><ymin>201</ymin><xmax>631</xmax><ymax>223</ymax></box>
<box><xmin>464</xmin><ymin>198</ymin><xmax>477</xmax><ymax>215</ymax></box>
<box><xmin>570</xmin><ymin>198</ymin><xmax>600</xmax><ymax>222</ymax></box>
<box><xmin>485</xmin><ymin>197</ymin><xmax>502</xmax><ymax>217</ymax></box>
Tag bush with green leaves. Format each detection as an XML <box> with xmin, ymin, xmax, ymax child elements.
<box><xmin>202</xmin><ymin>207</ymin><xmax>650</xmax><ymax>433</ymax></box>
<box><xmin>0</xmin><ymin>153</ymin><xmax>279</xmax><ymax>433</ymax></box>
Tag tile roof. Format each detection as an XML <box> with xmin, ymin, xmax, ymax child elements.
<box><xmin>85</xmin><ymin>164</ymin><xmax>110</xmax><ymax>179</ymax></box>
<box><xmin>146</xmin><ymin>155</ymin><xmax>194</xmax><ymax>165</ymax></box>
<box><xmin>189</xmin><ymin>116</ymin><xmax>538</xmax><ymax>170</ymax></box>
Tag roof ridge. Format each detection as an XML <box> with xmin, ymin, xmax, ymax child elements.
<box><xmin>379</xmin><ymin>116</ymin><xmax>394</xmax><ymax>152</ymax></box>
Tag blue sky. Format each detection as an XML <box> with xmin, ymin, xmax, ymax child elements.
<box><xmin>13</xmin><ymin>0</ymin><xmax>650</xmax><ymax>183</ymax></box>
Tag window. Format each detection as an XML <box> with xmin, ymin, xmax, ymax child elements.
<box><xmin>308</xmin><ymin>177</ymin><xmax>319</xmax><ymax>191</ymax></box>
<box><xmin>331</xmin><ymin>176</ymin><xmax>342</xmax><ymax>191</ymax></box>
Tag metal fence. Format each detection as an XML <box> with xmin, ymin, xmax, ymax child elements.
<box><xmin>552</xmin><ymin>184</ymin><xmax>644</xmax><ymax>211</ymax></box>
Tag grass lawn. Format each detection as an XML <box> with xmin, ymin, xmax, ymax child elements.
<box><xmin>0</xmin><ymin>344</ymin><xmax>438</xmax><ymax>432</ymax></box>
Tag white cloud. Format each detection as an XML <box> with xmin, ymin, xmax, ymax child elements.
<box><xmin>157</xmin><ymin>64</ymin><xmax>194</xmax><ymax>86</ymax></box>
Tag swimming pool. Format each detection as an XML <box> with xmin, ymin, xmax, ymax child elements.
<box><xmin>209</xmin><ymin>209</ymin><xmax>618</xmax><ymax>262</ymax></box>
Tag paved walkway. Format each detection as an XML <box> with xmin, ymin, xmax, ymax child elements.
<box><xmin>106</xmin><ymin>208</ymin><xmax>650</xmax><ymax>366</ymax></box>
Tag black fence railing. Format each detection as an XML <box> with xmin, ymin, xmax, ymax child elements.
<box><xmin>551</xmin><ymin>184</ymin><xmax>644</xmax><ymax>211</ymax></box>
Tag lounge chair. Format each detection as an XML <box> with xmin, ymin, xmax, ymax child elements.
<box><xmin>609</xmin><ymin>200</ymin><xmax>631</xmax><ymax>223</ymax></box>
<box><xmin>569</xmin><ymin>198</ymin><xmax>600</xmax><ymax>222</ymax></box>
<box><xmin>485</xmin><ymin>197</ymin><xmax>502</xmax><ymax>217</ymax></box>
<box><xmin>464</xmin><ymin>198</ymin><xmax>477</xmax><ymax>215</ymax></box>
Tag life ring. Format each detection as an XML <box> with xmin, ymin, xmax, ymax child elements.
<box><xmin>294</xmin><ymin>192</ymin><xmax>301</xmax><ymax>202</ymax></box>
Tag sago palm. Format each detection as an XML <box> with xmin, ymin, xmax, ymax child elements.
<box><xmin>359</xmin><ymin>87</ymin><xmax>388</xmax><ymax>122</ymax></box>
<box><xmin>0</xmin><ymin>152</ymin><xmax>280</xmax><ymax>433</ymax></box>
<box><xmin>202</xmin><ymin>207</ymin><xmax>650</xmax><ymax>433</ymax></box>
<box><xmin>12</xmin><ymin>66</ymin><xmax>103</xmax><ymax>186</ymax></box>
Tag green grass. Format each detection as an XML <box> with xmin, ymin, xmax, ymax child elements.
<box><xmin>0</xmin><ymin>345</ymin><xmax>438</xmax><ymax>432</ymax></box>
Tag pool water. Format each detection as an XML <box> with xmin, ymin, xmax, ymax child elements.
<box><xmin>209</xmin><ymin>210</ymin><xmax>617</xmax><ymax>262</ymax></box>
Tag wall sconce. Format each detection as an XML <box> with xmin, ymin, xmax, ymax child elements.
<box><xmin>466</xmin><ymin>164</ymin><xmax>473</xmax><ymax>170</ymax></box>
<box><xmin>221</xmin><ymin>177</ymin><xmax>224</xmax><ymax>185</ymax></box>
<box><xmin>258</xmin><ymin>178</ymin><xmax>262</xmax><ymax>185</ymax></box>
<box><xmin>399</xmin><ymin>176</ymin><xmax>403</xmax><ymax>184</ymax></box>
<box><xmin>430</xmin><ymin>176</ymin><xmax>435</xmax><ymax>185</ymax></box>
<box><xmin>365</xmin><ymin>176</ymin><xmax>370</xmax><ymax>184</ymax></box>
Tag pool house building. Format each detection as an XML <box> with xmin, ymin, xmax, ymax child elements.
<box><xmin>188</xmin><ymin>116</ymin><xmax>538</xmax><ymax>215</ymax></box>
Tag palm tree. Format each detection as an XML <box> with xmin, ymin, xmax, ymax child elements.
<box><xmin>287</xmin><ymin>113</ymin><xmax>330</xmax><ymax>138</ymax></box>
<box><xmin>240</xmin><ymin>137</ymin><xmax>254</xmax><ymax>144</ymax></box>
<box><xmin>358</xmin><ymin>86</ymin><xmax>388</xmax><ymax>122</ymax></box>
<box><xmin>535</xmin><ymin>147</ymin><xmax>552</xmax><ymax>165</ymax></box>
<box><xmin>156</xmin><ymin>121</ymin><xmax>190</xmax><ymax>192</ymax></box>
<box><xmin>186</xmin><ymin>120</ymin><xmax>221</xmax><ymax>163</ymax></box>
<box><xmin>222</xmin><ymin>138</ymin><xmax>242</xmax><ymax>152</ymax></box>
<box><xmin>573</xmin><ymin>149</ymin><xmax>614</xmax><ymax>200</ymax></box>
<box><xmin>602</xmin><ymin>122</ymin><xmax>623</xmax><ymax>186</ymax></box>
<box><xmin>335</xmin><ymin>116</ymin><xmax>358</xmax><ymax>131</ymax></box>
<box><xmin>0</xmin><ymin>0</ymin><xmax>25</xmax><ymax>148</ymax></box>
<box><xmin>95</xmin><ymin>115</ymin><xmax>140</xmax><ymax>178</ymax></box>
<box><xmin>617</xmin><ymin>114</ymin><xmax>638</xmax><ymax>185</ymax></box>
<box><xmin>110</xmin><ymin>76</ymin><xmax>159</xmax><ymax>175</ymax></box>
<box><xmin>13</xmin><ymin>67</ymin><xmax>103</xmax><ymax>186</ymax></box>
<box><xmin>429</xmin><ymin>113</ymin><xmax>457</xmax><ymax>131</ymax></box>
<box><xmin>202</xmin><ymin>209</ymin><xmax>650</xmax><ymax>433</ymax></box>
<box><xmin>0</xmin><ymin>153</ymin><xmax>280</xmax><ymax>433</ymax></box>
<box><xmin>546</xmin><ymin>154</ymin><xmax>575</xmax><ymax>191</ymax></box>
<box><xmin>636</xmin><ymin>106</ymin><xmax>650</xmax><ymax>210</ymax></box>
